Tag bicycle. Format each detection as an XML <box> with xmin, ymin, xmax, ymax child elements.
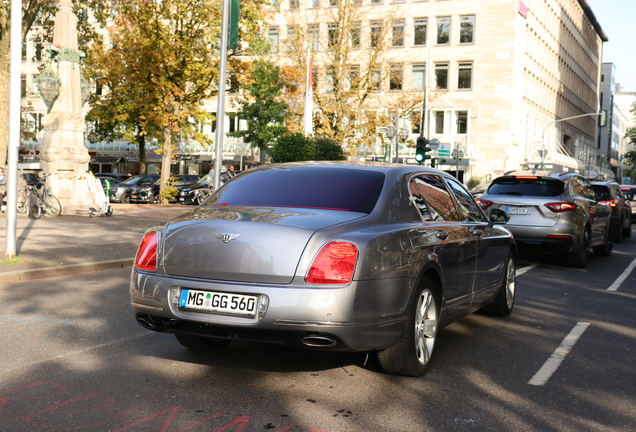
<box><xmin>18</xmin><ymin>173</ymin><xmax>62</xmax><ymax>219</ymax></box>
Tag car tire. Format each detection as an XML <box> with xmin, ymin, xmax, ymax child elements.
<box><xmin>593</xmin><ymin>225</ymin><xmax>613</xmax><ymax>257</ymax></box>
<box><xmin>149</xmin><ymin>194</ymin><xmax>159</xmax><ymax>205</ymax></box>
<box><xmin>120</xmin><ymin>192</ymin><xmax>131</xmax><ymax>204</ymax></box>
<box><xmin>566</xmin><ymin>227</ymin><xmax>590</xmax><ymax>268</ymax></box>
<box><xmin>623</xmin><ymin>222</ymin><xmax>632</xmax><ymax>239</ymax></box>
<box><xmin>481</xmin><ymin>252</ymin><xmax>516</xmax><ymax>316</ymax></box>
<box><xmin>614</xmin><ymin>219</ymin><xmax>623</xmax><ymax>243</ymax></box>
<box><xmin>175</xmin><ymin>333</ymin><xmax>231</xmax><ymax>351</ymax></box>
<box><xmin>377</xmin><ymin>277</ymin><xmax>438</xmax><ymax>377</ymax></box>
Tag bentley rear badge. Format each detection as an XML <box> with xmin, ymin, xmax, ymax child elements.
<box><xmin>216</xmin><ymin>233</ymin><xmax>241</xmax><ymax>243</ymax></box>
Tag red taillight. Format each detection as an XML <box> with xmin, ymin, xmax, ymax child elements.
<box><xmin>476</xmin><ymin>199</ymin><xmax>493</xmax><ymax>210</ymax></box>
<box><xmin>135</xmin><ymin>232</ymin><xmax>158</xmax><ymax>271</ymax></box>
<box><xmin>306</xmin><ymin>242</ymin><xmax>358</xmax><ymax>285</ymax></box>
<box><xmin>600</xmin><ymin>198</ymin><xmax>620</xmax><ymax>207</ymax></box>
<box><xmin>545</xmin><ymin>202</ymin><xmax>576</xmax><ymax>213</ymax></box>
<box><xmin>547</xmin><ymin>235</ymin><xmax>571</xmax><ymax>239</ymax></box>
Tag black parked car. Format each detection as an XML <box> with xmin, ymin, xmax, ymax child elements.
<box><xmin>109</xmin><ymin>175</ymin><xmax>160</xmax><ymax>204</ymax></box>
<box><xmin>178</xmin><ymin>176</ymin><xmax>214</xmax><ymax>205</ymax></box>
<box><xmin>130</xmin><ymin>175</ymin><xmax>202</xmax><ymax>204</ymax></box>
<box><xmin>591</xmin><ymin>181</ymin><xmax>632</xmax><ymax>242</ymax></box>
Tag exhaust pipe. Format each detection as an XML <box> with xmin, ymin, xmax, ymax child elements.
<box><xmin>300</xmin><ymin>335</ymin><xmax>337</xmax><ymax>348</ymax></box>
<box><xmin>136</xmin><ymin>315</ymin><xmax>162</xmax><ymax>331</ymax></box>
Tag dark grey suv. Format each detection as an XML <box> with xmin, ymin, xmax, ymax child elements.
<box><xmin>109</xmin><ymin>175</ymin><xmax>160</xmax><ymax>204</ymax></box>
<box><xmin>591</xmin><ymin>181</ymin><xmax>631</xmax><ymax>242</ymax></box>
<box><xmin>477</xmin><ymin>171</ymin><xmax>613</xmax><ymax>267</ymax></box>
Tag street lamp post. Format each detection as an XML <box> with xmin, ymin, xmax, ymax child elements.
<box><xmin>397</xmin><ymin>127</ymin><xmax>409</xmax><ymax>163</ymax></box>
<box><xmin>451</xmin><ymin>145</ymin><xmax>464</xmax><ymax>180</ymax></box>
<box><xmin>384</xmin><ymin>124</ymin><xmax>396</xmax><ymax>163</ymax></box>
<box><xmin>540</xmin><ymin>112</ymin><xmax>605</xmax><ymax>170</ymax></box>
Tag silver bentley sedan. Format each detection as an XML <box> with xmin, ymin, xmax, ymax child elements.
<box><xmin>131</xmin><ymin>162</ymin><xmax>516</xmax><ymax>376</ymax></box>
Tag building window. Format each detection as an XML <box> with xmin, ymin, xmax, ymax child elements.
<box><xmin>286</xmin><ymin>26</ymin><xmax>297</xmax><ymax>52</ymax></box>
<box><xmin>325</xmin><ymin>68</ymin><xmax>334</xmax><ymax>93</ymax></box>
<box><xmin>370</xmin><ymin>21</ymin><xmax>382</xmax><ymax>48</ymax></box>
<box><xmin>268</xmin><ymin>27</ymin><xmax>279</xmax><ymax>53</ymax></box>
<box><xmin>329</xmin><ymin>0</ymin><xmax>337</xmax><ymax>6</ymax></box>
<box><xmin>96</xmin><ymin>79</ymin><xmax>104</xmax><ymax>96</ymax></box>
<box><xmin>328</xmin><ymin>23</ymin><xmax>338</xmax><ymax>49</ymax></box>
<box><xmin>436</xmin><ymin>17</ymin><xmax>450</xmax><ymax>45</ymax></box>
<box><xmin>392</xmin><ymin>20</ymin><xmax>405</xmax><ymax>47</ymax></box>
<box><xmin>34</xmin><ymin>39</ymin><xmax>44</xmax><ymax>61</ymax></box>
<box><xmin>457</xmin><ymin>62</ymin><xmax>472</xmax><ymax>90</ymax></box>
<box><xmin>414</xmin><ymin>18</ymin><xmax>427</xmax><ymax>46</ymax></box>
<box><xmin>371</xmin><ymin>0</ymin><xmax>383</xmax><ymax>4</ymax></box>
<box><xmin>347</xmin><ymin>65</ymin><xmax>360</xmax><ymax>91</ymax></box>
<box><xmin>460</xmin><ymin>16</ymin><xmax>475</xmax><ymax>44</ymax></box>
<box><xmin>370</xmin><ymin>69</ymin><xmax>381</xmax><ymax>92</ymax></box>
<box><xmin>289</xmin><ymin>0</ymin><xmax>299</xmax><ymax>9</ymax></box>
<box><xmin>390</xmin><ymin>64</ymin><xmax>403</xmax><ymax>91</ymax></box>
<box><xmin>308</xmin><ymin>24</ymin><xmax>319</xmax><ymax>51</ymax></box>
<box><xmin>350</xmin><ymin>22</ymin><xmax>361</xmax><ymax>48</ymax></box>
<box><xmin>21</xmin><ymin>75</ymin><xmax>27</xmax><ymax>97</ymax></box>
<box><xmin>411</xmin><ymin>63</ymin><xmax>426</xmax><ymax>90</ymax></box>
<box><xmin>433</xmin><ymin>110</ymin><xmax>445</xmax><ymax>134</ymax></box>
<box><xmin>22</xmin><ymin>41</ymin><xmax>27</xmax><ymax>61</ymax></box>
<box><xmin>456</xmin><ymin>111</ymin><xmax>468</xmax><ymax>134</ymax></box>
<box><xmin>310</xmin><ymin>0</ymin><xmax>320</xmax><ymax>7</ymax></box>
<box><xmin>435</xmin><ymin>62</ymin><xmax>448</xmax><ymax>89</ymax></box>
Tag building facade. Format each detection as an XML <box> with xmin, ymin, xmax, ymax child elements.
<box><xmin>269</xmin><ymin>0</ymin><xmax>607</xmax><ymax>181</ymax></box>
<box><xmin>19</xmin><ymin>0</ymin><xmax>610</xmax><ymax>182</ymax></box>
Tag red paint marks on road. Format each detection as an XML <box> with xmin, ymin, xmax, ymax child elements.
<box><xmin>0</xmin><ymin>382</ymin><xmax>67</xmax><ymax>412</ymax></box>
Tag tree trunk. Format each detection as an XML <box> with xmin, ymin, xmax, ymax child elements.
<box><xmin>136</xmin><ymin>132</ymin><xmax>147</xmax><ymax>175</ymax></box>
<box><xmin>159</xmin><ymin>126</ymin><xmax>172</xmax><ymax>204</ymax></box>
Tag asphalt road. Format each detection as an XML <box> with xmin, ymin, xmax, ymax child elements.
<box><xmin>1</xmin><ymin>229</ymin><xmax>635</xmax><ymax>432</ymax></box>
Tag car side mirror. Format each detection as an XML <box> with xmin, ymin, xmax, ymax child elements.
<box><xmin>489</xmin><ymin>208</ymin><xmax>510</xmax><ymax>224</ymax></box>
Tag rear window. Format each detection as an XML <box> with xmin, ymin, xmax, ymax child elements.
<box><xmin>205</xmin><ymin>167</ymin><xmax>385</xmax><ymax>214</ymax></box>
<box><xmin>488</xmin><ymin>177</ymin><xmax>564</xmax><ymax>197</ymax></box>
<box><xmin>591</xmin><ymin>185</ymin><xmax>612</xmax><ymax>201</ymax></box>
<box><xmin>621</xmin><ymin>187</ymin><xmax>635</xmax><ymax>200</ymax></box>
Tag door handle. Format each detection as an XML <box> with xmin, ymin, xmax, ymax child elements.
<box><xmin>436</xmin><ymin>231</ymin><xmax>448</xmax><ymax>240</ymax></box>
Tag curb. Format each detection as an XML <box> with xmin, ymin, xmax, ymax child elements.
<box><xmin>0</xmin><ymin>258</ymin><xmax>135</xmax><ymax>284</ymax></box>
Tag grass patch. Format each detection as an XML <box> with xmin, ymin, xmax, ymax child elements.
<box><xmin>1</xmin><ymin>257</ymin><xmax>23</xmax><ymax>264</ymax></box>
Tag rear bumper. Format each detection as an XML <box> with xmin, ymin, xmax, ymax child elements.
<box><xmin>507</xmin><ymin>224</ymin><xmax>577</xmax><ymax>252</ymax></box>
<box><xmin>130</xmin><ymin>270</ymin><xmax>407</xmax><ymax>352</ymax></box>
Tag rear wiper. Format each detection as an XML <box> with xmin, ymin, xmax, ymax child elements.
<box><xmin>500</xmin><ymin>191</ymin><xmax>523</xmax><ymax>195</ymax></box>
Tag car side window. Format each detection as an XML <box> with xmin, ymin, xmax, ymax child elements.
<box><xmin>444</xmin><ymin>177</ymin><xmax>488</xmax><ymax>222</ymax></box>
<box><xmin>409</xmin><ymin>175</ymin><xmax>462</xmax><ymax>222</ymax></box>
<box><xmin>578</xmin><ymin>177</ymin><xmax>597</xmax><ymax>200</ymax></box>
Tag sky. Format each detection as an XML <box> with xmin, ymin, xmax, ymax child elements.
<box><xmin>586</xmin><ymin>0</ymin><xmax>636</xmax><ymax>91</ymax></box>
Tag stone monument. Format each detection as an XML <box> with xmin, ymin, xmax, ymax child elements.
<box><xmin>37</xmin><ymin>0</ymin><xmax>100</xmax><ymax>215</ymax></box>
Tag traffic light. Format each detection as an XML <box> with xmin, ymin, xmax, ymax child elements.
<box><xmin>415</xmin><ymin>137</ymin><xmax>432</xmax><ymax>164</ymax></box>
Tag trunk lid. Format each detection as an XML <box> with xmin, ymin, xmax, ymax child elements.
<box><xmin>161</xmin><ymin>206</ymin><xmax>365</xmax><ymax>283</ymax></box>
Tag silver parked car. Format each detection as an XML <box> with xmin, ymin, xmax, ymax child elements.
<box><xmin>477</xmin><ymin>171</ymin><xmax>613</xmax><ymax>267</ymax></box>
<box><xmin>131</xmin><ymin>162</ymin><xmax>516</xmax><ymax>377</ymax></box>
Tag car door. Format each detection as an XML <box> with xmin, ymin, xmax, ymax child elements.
<box><xmin>408</xmin><ymin>174</ymin><xmax>477</xmax><ymax>315</ymax></box>
<box><xmin>444</xmin><ymin>177</ymin><xmax>511</xmax><ymax>306</ymax></box>
<box><xmin>575</xmin><ymin>177</ymin><xmax>611</xmax><ymax>245</ymax></box>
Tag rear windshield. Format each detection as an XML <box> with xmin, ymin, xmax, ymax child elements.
<box><xmin>205</xmin><ymin>167</ymin><xmax>385</xmax><ymax>214</ymax></box>
<box><xmin>621</xmin><ymin>188</ymin><xmax>635</xmax><ymax>200</ymax></box>
<box><xmin>591</xmin><ymin>185</ymin><xmax>612</xmax><ymax>201</ymax></box>
<box><xmin>488</xmin><ymin>177</ymin><xmax>564</xmax><ymax>197</ymax></box>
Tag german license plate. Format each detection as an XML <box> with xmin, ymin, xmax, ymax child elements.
<box><xmin>179</xmin><ymin>289</ymin><xmax>257</xmax><ymax>316</ymax></box>
<box><xmin>507</xmin><ymin>206</ymin><xmax>530</xmax><ymax>215</ymax></box>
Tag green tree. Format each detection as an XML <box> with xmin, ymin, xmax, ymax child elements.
<box><xmin>270</xmin><ymin>133</ymin><xmax>315</xmax><ymax>163</ymax></box>
<box><xmin>85</xmin><ymin>0</ymin><xmax>268</xmax><ymax>201</ymax></box>
<box><xmin>314</xmin><ymin>137</ymin><xmax>346</xmax><ymax>160</ymax></box>
<box><xmin>228</xmin><ymin>59</ymin><xmax>289</xmax><ymax>155</ymax></box>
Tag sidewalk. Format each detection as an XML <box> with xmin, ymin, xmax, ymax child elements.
<box><xmin>0</xmin><ymin>204</ymin><xmax>191</xmax><ymax>283</ymax></box>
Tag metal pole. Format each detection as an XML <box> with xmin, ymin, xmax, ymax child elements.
<box><xmin>540</xmin><ymin>112</ymin><xmax>602</xmax><ymax>170</ymax></box>
<box><xmin>5</xmin><ymin>0</ymin><xmax>23</xmax><ymax>259</ymax></box>
<box><xmin>213</xmin><ymin>0</ymin><xmax>231</xmax><ymax>190</ymax></box>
